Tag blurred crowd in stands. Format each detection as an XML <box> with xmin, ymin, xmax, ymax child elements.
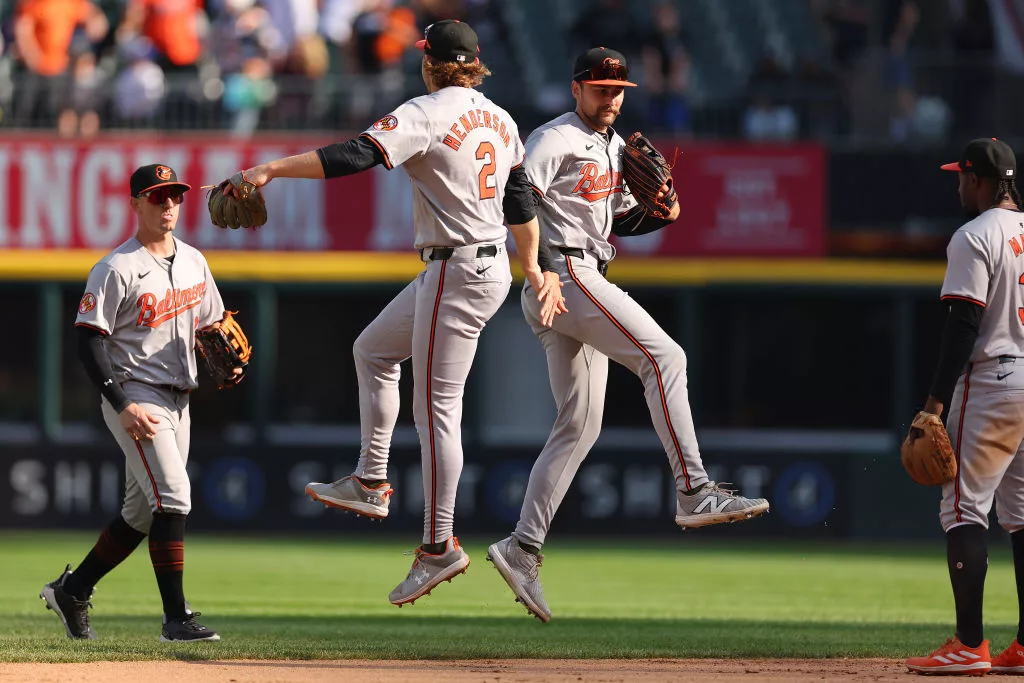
<box><xmin>0</xmin><ymin>0</ymin><xmax>1014</xmax><ymax>143</ymax></box>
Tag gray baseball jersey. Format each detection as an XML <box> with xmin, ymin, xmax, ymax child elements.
<box><xmin>512</xmin><ymin>112</ymin><xmax>742</xmax><ymax>548</ymax></box>
<box><xmin>525</xmin><ymin>112</ymin><xmax>638</xmax><ymax>262</ymax></box>
<box><xmin>939</xmin><ymin>208</ymin><xmax>1024</xmax><ymax>533</ymax></box>
<box><xmin>76</xmin><ymin>236</ymin><xmax>224</xmax><ymax>528</ymax></box>
<box><xmin>362</xmin><ymin>85</ymin><xmax>525</xmax><ymax>248</ymax></box>
<box><xmin>332</xmin><ymin>85</ymin><xmax>518</xmax><ymax>544</ymax></box>
<box><xmin>76</xmin><ymin>236</ymin><xmax>225</xmax><ymax>389</ymax></box>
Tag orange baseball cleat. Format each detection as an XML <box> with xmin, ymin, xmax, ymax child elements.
<box><xmin>907</xmin><ymin>637</ymin><xmax>991</xmax><ymax>676</ymax></box>
<box><xmin>993</xmin><ymin>639</ymin><xmax>1024</xmax><ymax>675</ymax></box>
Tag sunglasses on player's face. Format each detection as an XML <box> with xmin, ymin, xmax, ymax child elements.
<box><xmin>138</xmin><ymin>187</ymin><xmax>185</xmax><ymax>205</ymax></box>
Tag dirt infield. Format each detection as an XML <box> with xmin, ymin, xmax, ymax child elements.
<box><xmin>0</xmin><ymin>658</ymin><xmax>914</xmax><ymax>682</ymax></box>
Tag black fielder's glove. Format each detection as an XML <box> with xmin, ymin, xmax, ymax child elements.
<box><xmin>207</xmin><ymin>172</ymin><xmax>268</xmax><ymax>230</ymax></box>
<box><xmin>621</xmin><ymin>131</ymin><xmax>678</xmax><ymax>218</ymax></box>
<box><xmin>195</xmin><ymin>311</ymin><xmax>252</xmax><ymax>389</ymax></box>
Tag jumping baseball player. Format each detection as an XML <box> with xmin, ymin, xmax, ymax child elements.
<box><xmin>41</xmin><ymin>164</ymin><xmax>231</xmax><ymax>641</ymax></box>
<box><xmin>907</xmin><ymin>138</ymin><xmax>1024</xmax><ymax>675</ymax></box>
<box><xmin>229</xmin><ymin>20</ymin><xmax>564</xmax><ymax>606</ymax></box>
<box><xmin>485</xmin><ymin>48</ymin><xmax>770</xmax><ymax>622</ymax></box>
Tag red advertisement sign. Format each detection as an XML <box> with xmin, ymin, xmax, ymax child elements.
<box><xmin>611</xmin><ymin>142</ymin><xmax>826</xmax><ymax>257</ymax></box>
<box><xmin>0</xmin><ymin>136</ymin><xmax>825</xmax><ymax>256</ymax></box>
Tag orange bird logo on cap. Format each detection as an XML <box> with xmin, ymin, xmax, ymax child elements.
<box><xmin>155</xmin><ymin>166</ymin><xmax>172</xmax><ymax>180</ymax></box>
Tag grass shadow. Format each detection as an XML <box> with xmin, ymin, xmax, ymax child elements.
<box><xmin>2</xmin><ymin>614</ymin><xmax>1017</xmax><ymax>662</ymax></box>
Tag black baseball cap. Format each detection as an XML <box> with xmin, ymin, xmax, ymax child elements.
<box><xmin>941</xmin><ymin>138</ymin><xmax>1016</xmax><ymax>179</ymax></box>
<box><xmin>130</xmin><ymin>163</ymin><xmax>191</xmax><ymax>197</ymax></box>
<box><xmin>572</xmin><ymin>47</ymin><xmax>637</xmax><ymax>87</ymax></box>
<box><xmin>415</xmin><ymin>19</ymin><xmax>479</xmax><ymax>63</ymax></box>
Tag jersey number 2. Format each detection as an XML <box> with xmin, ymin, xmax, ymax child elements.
<box><xmin>476</xmin><ymin>142</ymin><xmax>496</xmax><ymax>200</ymax></box>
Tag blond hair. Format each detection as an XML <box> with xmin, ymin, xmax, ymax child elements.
<box><xmin>424</xmin><ymin>57</ymin><xmax>492</xmax><ymax>89</ymax></box>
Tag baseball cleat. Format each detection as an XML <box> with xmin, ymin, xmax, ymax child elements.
<box><xmin>486</xmin><ymin>536</ymin><xmax>551</xmax><ymax>623</ymax></box>
<box><xmin>674</xmin><ymin>481</ymin><xmax>770</xmax><ymax>529</ymax></box>
<box><xmin>160</xmin><ymin>612</ymin><xmax>220</xmax><ymax>642</ymax></box>
<box><xmin>993</xmin><ymin>639</ymin><xmax>1024</xmax><ymax>674</ymax></box>
<box><xmin>907</xmin><ymin>637</ymin><xmax>991</xmax><ymax>676</ymax></box>
<box><xmin>40</xmin><ymin>564</ymin><xmax>96</xmax><ymax>640</ymax></box>
<box><xmin>305</xmin><ymin>476</ymin><xmax>393</xmax><ymax>519</ymax></box>
<box><xmin>389</xmin><ymin>537</ymin><xmax>469</xmax><ymax>606</ymax></box>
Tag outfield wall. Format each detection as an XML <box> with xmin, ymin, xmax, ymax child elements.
<box><xmin>0</xmin><ymin>442</ymin><xmax>948</xmax><ymax>541</ymax></box>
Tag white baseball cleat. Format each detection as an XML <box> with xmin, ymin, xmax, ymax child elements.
<box><xmin>389</xmin><ymin>537</ymin><xmax>470</xmax><ymax>606</ymax></box>
<box><xmin>486</xmin><ymin>536</ymin><xmax>551</xmax><ymax>623</ymax></box>
<box><xmin>675</xmin><ymin>481</ymin><xmax>769</xmax><ymax>529</ymax></box>
<box><xmin>305</xmin><ymin>475</ymin><xmax>393</xmax><ymax>519</ymax></box>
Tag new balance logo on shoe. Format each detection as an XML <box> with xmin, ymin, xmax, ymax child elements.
<box><xmin>693</xmin><ymin>496</ymin><xmax>732</xmax><ymax>514</ymax></box>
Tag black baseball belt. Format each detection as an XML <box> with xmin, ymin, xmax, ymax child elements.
<box><xmin>558</xmin><ymin>247</ymin><xmax>609</xmax><ymax>276</ymax></box>
<box><xmin>422</xmin><ymin>245</ymin><xmax>498</xmax><ymax>261</ymax></box>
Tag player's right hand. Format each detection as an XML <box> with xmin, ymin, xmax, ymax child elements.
<box><xmin>531</xmin><ymin>270</ymin><xmax>567</xmax><ymax>328</ymax></box>
<box><xmin>119</xmin><ymin>403</ymin><xmax>160</xmax><ymax>441</ymax></box>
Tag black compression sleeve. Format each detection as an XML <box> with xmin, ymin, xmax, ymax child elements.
<box><xmin>611</xmin><ymin>206</ymin><xmax>674</xmax><ymax>237</ymax></box>
<box><xmin>537</xmin><ymin>243</ymin><xmax>555</xmax><ymax>273</ymax></box>
<box><xmin>77</xmin><ymin>326</ymin><xmax>132</xmax><ymax>413</ymax></box>
<box><xmin>928</xmin><ymin>299</ymin><xmax>984</xmax><ymax>406</ymax></box>
<box><xmin>503</xmin><ymin>166</ymin><xmax>537</xmax><ymax>225</ymax></box>
<box><xmin>316</xmin><ymin>137</ymin><xmax>385</xmax><ymax>178</ymax></box>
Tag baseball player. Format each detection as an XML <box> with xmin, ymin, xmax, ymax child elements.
<box><xmin>485</xmin><ymin>48</ymin><xmax>770</xmax><ymax>622</ymax></box>
<box><xmin>229</xmin><ymin>20</ymin><xmax>564</xmax><ymax>606</ymax></box>
<box><xmin>40</xmin><ymin>164</ymin><xmax>229</xmax><ymax>642</ymax></box>
<box><xmin>907</xmin><ymin>138</ymin><xmax>1024</xmax><ymax>675</ymax></box>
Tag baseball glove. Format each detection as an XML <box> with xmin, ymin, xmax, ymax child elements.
<box><xmin>900</xmin><ymin>411</ymin><xmax>958</xmax><ymax>486</ymax></box>
<box><xmin>195</xmin><ymin>311</ymin><xmax>252</xmax><ymax>389</ymax></box>
<box><xmin>207</xmin><ymin>172</ymin><xmax>268</xmax><ymax>230</ymax></box>
<box><xmin>621</xmin><ymin>132</ymin><xmax>678</xmax><ymax>218</ymax></box>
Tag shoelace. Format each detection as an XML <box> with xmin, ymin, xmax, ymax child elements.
<box><xmin>707</xmin><ymin>481</ymin><xmax>738</xmax><ymax>496</ymax></box>
<box><xmin>179</xmin><ymin>612</ymin><xmax>207</xmax><ymax>630</ymax></box>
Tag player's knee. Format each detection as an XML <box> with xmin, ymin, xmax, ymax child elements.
<box><xmin>660</xmin><ymin>342</ymin><xmax>687</xmax><ymax>373</ymax></box>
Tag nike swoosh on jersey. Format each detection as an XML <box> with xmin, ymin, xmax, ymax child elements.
<box><xmin>998</xmin><ymin>372</ymin><xmax>1014</xmax><ymax>381</ymax></box>
<box><xmin>476</xmin><ymin>265</ymin><xmax>492</xmax><ymax>275</ymax></box>
<box><xmin>139</xmin><ymin>270</ymin><xmax>152</xmax><ymax>279</ymax></box>
<box><xmin>585</xmin><ymin>144</ymin><xmax>594</xmax><ymax>150</ymax></box>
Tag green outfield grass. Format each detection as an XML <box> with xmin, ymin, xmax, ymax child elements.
<box><xmin>0</xmin><ymin>531</ymin><xmax>1018</xmax><ymax>662</ymax></box>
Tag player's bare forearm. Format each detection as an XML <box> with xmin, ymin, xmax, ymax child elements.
<box><xmin>508</xmin><ymin>218</ymin><xmax>542</xmax><ymax>282</ymax></box>
<box><xmin>245</xmin><ymin>151</ymin><xmax>325</xmax><ymax>187</ymax></box>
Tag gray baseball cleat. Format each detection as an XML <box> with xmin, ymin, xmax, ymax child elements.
<box><xmin>40</xmin><ymin>564</ymin><xmax>96</xmax><ymax>639</ymax></box>
<box><xmin>675</xmin><ymin>481</ymin><xmax>770</xmax><ymax>528</ymax></box>
<box><xmin>389</xmin><ymin>537</ymin><xmax>470</xmax><ymax>606</ymax></box>
<box><xmin>305</xmin><ymin>475</ymin><xmax>393</xmax><ymax>519</ymax></box>
<box><xmin>160</xmin><ymin>611</ymin><xmax>221</xmax><ymax>642</ymax></box>
<box><xmin>486</xmin><ymin>536</ymin><xmax>551</xmax><ymax>623</ymax></box>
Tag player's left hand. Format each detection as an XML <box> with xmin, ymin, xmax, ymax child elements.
<box><xmin>226</xmin><ymin>165</ymin><xmax>271</xmax><ymax>196</ymax></box>
<box><xmin>531</xmin><ymin>270</ymin><xmax>567</xmax><ymax>327</ymax></box>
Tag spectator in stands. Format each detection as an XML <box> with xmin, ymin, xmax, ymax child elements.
<box><xmin>950</xmin><ymin>0</ymin><xmax>995</xmax><ymax>136</ymax></box>
<box><xmin>352</xmin><ymin>0</ymin><xmax>418</xmax><ymax>74</ymax></box>
<box><xmin>259</xmin><ymin>0</ymin><xmax>326</xmax><ymax>127</ymax></box>
<box><xmin>61</xmin><ymin>31</ymin><xmax>103</xmax><ymax>137</ymax></box>
<box><xmin>112</xmin><ymin>36</ymin><xmax>166</xmax><ymax>126</ymax></box>
<box><xmin>209</xmin><ymin>0</ymin><xmax>285</xmax><ymax>75</ymax></box>
<box><xmin>796</xmin><ymin>56</ymin><xmax>842</xmax><ymax>139</ymax></box>
<box><xmin>641</xmin><ymin>0</ymin><xmax>690</xmax><ymax>135</ymax></box>
<box><xmin>569</xmin><ymin>0</ymin><xmax>638</xmax><ymax>62</ymax></box>
<box><xmin>117</xmin><ymin>0</ymin><xmax>203</xmax><ymax>76</ymax></box>
<box><xmin>12</xmin><ymin>0</ymin><xmax>108</xmax><ymax>129</ymax></box>
<box><xmin>117</xmin><ymin>0</ymin><xmax>206</xmax><ymax>126</ymax></box>
<box><xmin>888</xmin><ymin>86</ymin><xmax>951</xmax><ymax>142</ymax></box>
<box><xmin>743</xmin><ymin>54</ymin><xmax>798</xmax><ymax>142</ymax></box>
<box><xmin>814</xmin><ymin>0</ymin><xmax>871</xmax><ymax>135</ymax></box>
